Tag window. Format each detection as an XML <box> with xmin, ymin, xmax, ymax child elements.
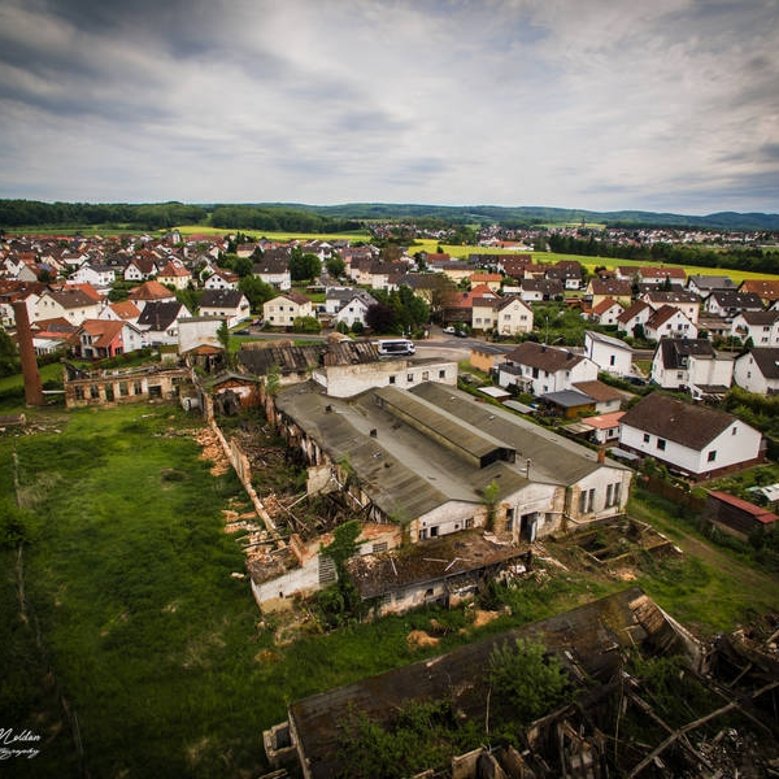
<box><xmin>506</xmin><ymin>507</ymin><xmax>515</xmax><ymax>532</ymax></box>
<box><xmin>643</xmin><ymin>433</ymin><xmax>650</xmax><ymax>443</ymax></box>
<box><xmin>134</xmin><ymin>381</ymin><xmax>143</xmax><ymax>395</ymax></box>
<box><xmin>372</xmin><ymin>542</ymin><xmax>388</xmax><ymax>554</ymax></box>
<box><xmin>707</xmin><ymin>450</ymin><xmax>717</xmax><ymax>462</ymax></box>
<box><xmin>429</xmin><ymin>526</ymin><xmax>439</xmax><ymax>538</ymax></box>
<box><xmin>389</xmin><ymin>375</ymin><xmax>396</xmax><ymax>384</ymax></box>
<box><xmin>464</xmin><ymin>518</ymin><xmax>474</xmax><ymax>529</ymax></box>
<box><xmin>606</xmin><ymin>482</ymin><xmax>621</xmax><ymax>507</ymax></box>
<box><xmin>731</xmin><ymin>427</ymin><xmax>737</xmax><ymax>435</ymax></box>
<box><xmin>438</xmin><ymin>370</ymin><xmax>446</xmax><ymax>379</ymax></box>
<box><xmin>609</xmin><ymin>354</ymin><xmax>616</xmax><ymax>366</ymax></box>
<box><xmin>657</xmin><ymin>438</ymin><xmax>666</xmax><ymax>451</ymax></box>
<box><xmin>407</xmin><ymin>373</ymin><xmax>414</xmax><ymax>382</ymax></box>
<box><xmin>422</xmin><ymin>371</ymin><xmax>429</xmax><ymax>381</ymax></box>
<box><xmin>90</xmin><ymin>384</ymin><xmax>99</xmax><ymax>399</ymax></box>
<box><xmin>74</xmin><ymin>386</ymin><xmax>84</xmax><ymax>400</ymax></box>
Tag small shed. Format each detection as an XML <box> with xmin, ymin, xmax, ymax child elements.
<box><xmin>705</xmin><ymin>490</ymin><xmax>778</xmax><ymax>540</ymax></box>
<box><xmin>540</xmin><ymin>389</ymin><xmax>596</xmax><ymax>419</ymax></box>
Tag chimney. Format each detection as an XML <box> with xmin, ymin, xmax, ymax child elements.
<box><xmin>597</xmin><ymin>448</ymin><xmax>606</xmax><ymax>464</ymax></box>
<box><xmin>13</xmin><ymin>301</ymin><xmax>44</xmax><ymax>406</ymax></box>
<box><xmin>525</xmin><ymin>458</ymin><xmax>532</xmax><ymax>479</ymax></box>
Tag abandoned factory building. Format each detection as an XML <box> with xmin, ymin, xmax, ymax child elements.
<box><xmin>271</xmin><ymin>381</ymin><xmax>632</xmax><ymax>546</ymax></box>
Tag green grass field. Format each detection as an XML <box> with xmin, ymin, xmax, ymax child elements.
<box><xmin>173</xmin><ymin>224</ymin><xmax>372</xmax><ymax>242</ymax></box>
<box><xmin>2</xmin><ymin>402</ymin><xmax>778</xmax><ymax>776</ymax></box>
<box><xmin>407</xmin><ymin>239</ymin><xmax>779</xmax><ymax>282</ymax></box>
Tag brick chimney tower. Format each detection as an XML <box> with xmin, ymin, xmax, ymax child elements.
<box><xmin>12</xmin><ymin>301</ymin><xmax>44</xmax><ymax>406</ymax></box>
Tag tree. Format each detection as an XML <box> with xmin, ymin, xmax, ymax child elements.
<box><xmin>290</xmin><ymin>248</ymin><xmax>321</xmax><ymax>282</ymax></box>
<box><xmin>326</xmin><ymin>256</ymin><xmax>346</xmax><ymax>278</ymax></box>
<box><xmin>233</xmin><ymin>256</ymin><xmax>255</xmax><ymax>278</ymax></box>
<box><xmin>238</xmin><ymin>275</ymin><xmax>274</xmax><ymax>311</ymax></box>
<box><xmin>216</xmin><ymin>320</ymin><xmax>232</xmax><ymax>362</ymax></box>
<box><xmin>292</xmin><ymin>316</ymin><xmax>321</xmax><ymax>333</ymax></box>
<box><xmin>365</xmin><ymin>303</ymin><xmax>397</xmax><ymax>333</ymax></box>
<box><xmin>0</xmin><ymin>328</ymin><xmax>19</xmax><ymax>377</ymax></box>
<box><xmin>488</xmin><ymin>639</ymin><xmax>570</xmax><ymax>726</ymax></box>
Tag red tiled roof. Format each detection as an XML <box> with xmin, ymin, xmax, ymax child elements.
<box><xmin>707</xmin><ymin>491</ymin><xmax>778</xmax><ymax>525</ymax></box>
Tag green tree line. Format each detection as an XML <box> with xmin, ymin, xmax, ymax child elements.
<box><xmin>0</xmin><ymin>199</ymin><xmax>207</xmax><ymax>229</ymax></box>
<box><xmin>209</xmin><ymin>205</ymin><xmax>361</xmax><ymax>233</ymax></box>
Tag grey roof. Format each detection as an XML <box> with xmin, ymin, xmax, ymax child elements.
<box><xmin>657</xmin><ymin>338</ymin><xmax>716</xmax><ymax>370</ymax></box>
<box><xmin>137</xmin><ymin>301</ymin><xmax>185</xmax><ymax>331</ymax></box>
<box><xmin>644</xmin><ymin>289</ymin><xmax>699</xmax><ymax>304</ymax></box>
<box><xmin>411</xmin><ymin>382</ymin><xmax>627</xmax><ymax>483</ymax></box>
<box><xmin>585</xmin><ymin>330</ymin><xmax>633</xmax><ymax>351</ymax></box>
<box><xmin>540</xmin><ymin>390</ymin><xmax>596</xmax><ymax>408</ymax></box>
<box><xmin>199</xmin><ymin>288</ymin><xmax>245</xmax><ymax>308</ymax></box>
<box><xmin>739</xmin><ymin>310</ymin><xmax>779</xmax><ymax>325</ymax></box>
<box><xmin>688</xmin><ymin>275</ymin><xmax>735</xmax><ymax>291</ymax></box>
<box><xmin>274</xmin><ymin>383</ymin><xmax>529</xmax><ymax>522</ymax></box>
<box><xmin>708</xmin><ymin>290</ymin><xmax>764</xmax><ymax>310</ymax></box>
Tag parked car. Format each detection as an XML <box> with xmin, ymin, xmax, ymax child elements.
<box><xmin>442</xmin><ymin>326</ymin><xmax>456</xmax><ymax>334</ymax></box>
<box><xmin>454</xmin><ymin>329</ymin><xmax>468</xmax><ymax>338</ymax></box>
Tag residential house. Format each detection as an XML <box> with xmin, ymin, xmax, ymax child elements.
<box><xmin>642</xmin><ymin>289</ymin><xmax>700</xmax><ymax>324</ymax></box>
<box><xmin>584</xmin><ymin>330</ymin><xmax>633</xmax><ymax>377</ymax></box>
<box><xmin>333</xmin><ymin>290</ymin><xmax>378</xmax><ymax>329</ymax></box>
<box><xmin>100</xmin><ymin>299</ymin><xmax>141</xmax><ymax>325</ymax></box>
<box><xmin>199</xmin><ymin>289</ymin><xmax>251</xmax><ymax>328</ymax></box>
<box><xmin>469</xmin><ymin>343</ymin><xmax>508</xmax><ymax>374</ymax></box>
<box><xmin>128</xmin><ymin>280</ymin><xmax>177</xmax><ymax>312</ymax></box>
<box><xmin>650</xmin><ymin>338</ymin><xmax>733</xmax><ymax>395</ymax></box>
<box><xmin>571</xmin><ymin>380</ymin><xmax>623</xmax><ymax>414</ymax></box>
<box><xmin>704</xmin><ymin>290</ymin><xmax>763</xmax><ymax>318</ymax></box>
<box><xmin>616</xmin><ymin>300</ymin><xmax>653</xmax><ymax>337</ymax></box>
<box><xmin>137</xmin><ymin>300</ymin><xmax>189</xmax><ymax>346</ymax></box>
<box><xmin>733</xmin><ymin>347</ymin><xmax>779</xmax><ymax>395</ymax></box>
<box><xmin>123</xmin><ymin>257</ymin><xmax>159</xmax><ymax>282</ymax></box>
<box><xmin>77</xmin><ymin>318</ymin><xmax>144</xmax><ymax>359</ymax></box>
<box><xmin>263</xmin><ymin>293</ymin><xmax>314</xmax><ymax>328</ymax></box>
<box><xmin>548</xmin><ymin>260</ymin><xmax>583</xmax><ymax>290</ymax></box>
<box><xmin>730</xmin><ymin>310</ymin><xmax>779</xmax><ymax>347</ymax></box>
<box><xmin>204</xmin><ymin>268</ymin><xmax>239</xmax><ymax>290</ymax></box>
<box><xmin>68</xmin><ymin>263</ymin><xmax>116</xmax><ymax>288</ymax></box>
<box><xmin>469</xmin><ymin>272</ymin><xmax>502</xmax><ymax>292</ymax></box>
<box><xmin>498</xmin><ymin>341</ymin><xmax>598</xmax><ymax>396</ymax></box>
<box><xmin>157</xmin><ymin>260</ymin><xmax>192</xmax><ymax>291</ymax></box>
<box><xmin>492</xmin><ymin>296</ymin><xmax>533</xmax><ymax>336</ymax></box>
<box><xmin>687</xmin><ymin>275</ymin><xmax>736</xmax><ymax>297</ymax></box>
<box><xmin>519</xmin><ymin>278</ymin><xmax>563</xmax><ymax>302</ymax></box>
<box><xmin>34</xmin><ymin>287</ymin><xmax>101</xmax><ymax>326</ymax></box>
<box><xmin>739</xmin><ymin>279</ymin><xmax>779</xmax><ymax>306</ymax></box>
<box><xmin>589</xmin><ymin>297</ymin><xmax>624</xmax><ymax>326</ymax></box>
<box><xmin>619</xmin><ymin>392</ymin><xmax>763</xmax><ymax>478</ymax></box>
<box><xmin>636</xmin><ymin>266</ymin><xmax>686</xmax><ymax>286</ymax></box>
<box><xmin>253</xmin><ymin>256</ymin><xmax>291</xmax><ymax>290</ymax></box>
<box><xmin>645</xmin><ymin>305</ymin><xmax>698</xmax><ymax>341</ymax></box>
<box><xmin>587</xmin><ymin>278</ymin><xmax>632</xmax><ymax>307</ymax></box>
<box><xmin>430</xmin><ymin>260</ymin><xmax>476</xmax><ymax>284</ymax></box>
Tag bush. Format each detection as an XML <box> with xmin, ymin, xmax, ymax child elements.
<box><xmin>292</xmin><ymin>316</ymin><xmax>321</xmax><ymax>333</ymax></box>
<box><xmin>489</xmin><ymin>638</ymin><xmax>571</xmax><ymax>726</ymax></box>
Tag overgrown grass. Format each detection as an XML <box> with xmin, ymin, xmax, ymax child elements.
<box><xmin>3</xmin><ymin>403</ymin><xmax>778</xmax><ymax>777</ymax></box>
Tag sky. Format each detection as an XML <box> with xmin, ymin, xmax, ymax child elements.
<box><xmin>0</xmin><ymin>0</ymin><xmax>778</xmax><ymax>214</ymax></box>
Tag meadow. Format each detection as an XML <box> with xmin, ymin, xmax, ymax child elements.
<box><xmin>409</xmin><ymin>238</ymin><xmax>779</xmax><ymax>282</ymax></box>
<box><xmin>1</xmin><ymin>401</ymin><xmax>777</xmax><ymax>777</ymax></box>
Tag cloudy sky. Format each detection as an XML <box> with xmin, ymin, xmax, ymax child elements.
<box><xmin>0</xmin><ymin>0</ymin><xmax>777</xmax><ymax>213</ymax></box>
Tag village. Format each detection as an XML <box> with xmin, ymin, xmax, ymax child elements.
<box><xmin>1</xmin><ymin>229</ymin><xmax>779</xmax><ymax>778</ymax></box>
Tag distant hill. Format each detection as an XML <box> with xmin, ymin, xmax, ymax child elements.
<box><xmin>265</xmin><ymin>203</ymin><xmax>779</xmax><ymax>231</ymax></box>
<box><xmin>2</xmin><ymin>199</ymin><xmax>778</xmax><ymax>232</ymax></box>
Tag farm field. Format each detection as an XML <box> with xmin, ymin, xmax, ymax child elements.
<box><xmin>2</xmin><ymin>399</ymin><xmax>778</xmax><ymax>776</ymax></box>
<box><xmin>173</xmin><ymin>224</ymin><xmax>371</xmax><ymax>242</ymax></box>
<box><xmin>408</xmin><ymin>238</ymin><xmax>779</xmax><ymax>282</ymax></box>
